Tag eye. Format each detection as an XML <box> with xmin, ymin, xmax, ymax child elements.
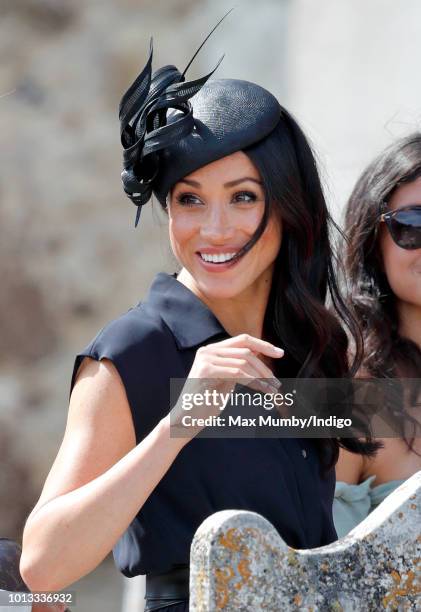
<box><xmin>232</xmin><ymin>191</ymin><xmax>258</xmax><ymax>203</ymax></box>
<box><xmin>175</xmin><ymin>193</ymin><xmax>204</xmax><ymax>207</ymax></box>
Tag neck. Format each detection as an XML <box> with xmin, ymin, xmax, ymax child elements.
<box><xmin>397</xmin><ymin>301</ymin><xmax>421</xmax><ymax>348</ymax></box>
<box><xmin>176</xmin><ymin>268</ymin><xmax>273</xmax><ymax>339</ymax></box>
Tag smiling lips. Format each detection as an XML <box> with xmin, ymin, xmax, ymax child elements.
<box><xmin>196</xmin><ymin>248</ymin><xmax>243</xmax><ymax>270</ymax></box>
<box><xmin>200</xmin><ymin>252</ymin><xmax>237</xmax><ymax>263</ymax></box>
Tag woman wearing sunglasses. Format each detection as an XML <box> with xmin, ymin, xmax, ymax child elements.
<box><xmin>333</xmin><ymin>133</ymin><xmax>421</xmax><ymax>538</ymax></box>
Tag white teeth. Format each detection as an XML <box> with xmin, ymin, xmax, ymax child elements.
<box><xmin>200</xmin><ymin>252</ymin><xmax>237</xmax><ymax>263</ymax></box>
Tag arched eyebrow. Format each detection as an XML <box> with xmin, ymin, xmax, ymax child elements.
<box><xmin>178</xmin><ymin>177</ymin><xmax>262</xmax><ymax>188</ymax></box>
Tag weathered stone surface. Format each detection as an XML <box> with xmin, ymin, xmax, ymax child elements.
<box><xmin>190</xmin><ymin>471</ymin><xmax>421</xmax><ymax>611</ymax></box>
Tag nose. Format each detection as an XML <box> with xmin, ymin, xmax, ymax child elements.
<box><xmin>200</xmin><ymin>201</ymin><xmax>235</xmax><ymax>243</ymax></box>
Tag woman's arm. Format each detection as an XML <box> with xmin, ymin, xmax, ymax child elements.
<box><xmin>20</xmin><ymin>357</ymin><xmax>187</xmax><ymax>592</ymax></box>
<box><xmin>20</xmin><ymin>333</ymin><xmax>282</xmax><ymax>592</ymax></box>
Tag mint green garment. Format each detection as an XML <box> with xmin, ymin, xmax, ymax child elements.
<box><xmin>333</xmin><ymin>476</ymin><xmax>406</xmax><ymax>538</ymax></box>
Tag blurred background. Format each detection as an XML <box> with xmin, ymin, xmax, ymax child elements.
<box><xmin>1</xmin><ymin>0</ymin><xmax>420</xmax><ymax>610</ymax></box>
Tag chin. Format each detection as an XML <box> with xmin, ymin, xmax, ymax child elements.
<box><xmin>195</xmin><ymin>276</ymin><xmax>247</xmax><ymax>301</ymax></box>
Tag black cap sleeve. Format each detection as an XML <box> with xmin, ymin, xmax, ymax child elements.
<box><xmin>69</xmin><ymin>306</ymin><xmax>177</xmax><ymax>445</ymax></box>
<box><xmin>69</xmin><ymin>312</ymin><xmax>134</xmax><ymax>401</ymax></box>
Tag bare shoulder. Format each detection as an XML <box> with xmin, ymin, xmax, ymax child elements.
<box><xmin>29</xmin><ymin>356</ymin><xmax>136</xmax><ymax>517</ymax></box>
<box><xmin>360</xmin><ymin>437</ymin><xmax>421</xmax><ymax>484</ymax></box>
<box><xmin>335</xmin><ymin>446</ymin><xmax>365</xmax><ymax>484</ymax></box>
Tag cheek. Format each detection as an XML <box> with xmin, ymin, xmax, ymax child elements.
<box><xmin>168</xmin><ymin>212</ymin><xmax>197</xmax><ymax>255</ymax></box>
<box><xmin>380</xmin><ymin>231</ymin><xmax>417</xmax><ymax>297</ymax></box>
<box><xmin>258</xmin><ymin>217</ymin><xmax>282</xmax><ymax>261</ymax></box>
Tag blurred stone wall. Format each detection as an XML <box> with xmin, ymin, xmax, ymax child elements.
<box><xmin>0</xmin><ymin>0</ymin><xmax>420</xmax><ymax>587</ymax></box>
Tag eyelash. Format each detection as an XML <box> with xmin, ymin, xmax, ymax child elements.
<box><xmin>175</xmin><ymin>191</ymin><xmax>258</xmax><ymax>207</ymax></box>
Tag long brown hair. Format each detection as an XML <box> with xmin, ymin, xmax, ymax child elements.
<box><xmin>343</xmin><ymin>132</ymin><xmax>421</xmax><ymax>453</ymax></box>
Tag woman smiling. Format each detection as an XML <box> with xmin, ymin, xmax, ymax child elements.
<box><xmin>20</xmin><ymin>41</ymin><xmax>377</xmax><ymax>612</ymax></box>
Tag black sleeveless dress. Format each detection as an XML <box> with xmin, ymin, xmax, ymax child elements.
<box><xmin>70</xmin><ymin>272</ymin><xmax>337</xmax><ymax>611</ymax></box>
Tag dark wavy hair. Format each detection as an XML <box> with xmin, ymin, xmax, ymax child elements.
<box><xmin>343</xmin><ymin>132</ymin><xmax>421</xmax><ymax>454</ymax></box>
<box><xmin>165</xmin><ymin>108</ymin><xmax>382</xmax><ymax>473</ymax></box>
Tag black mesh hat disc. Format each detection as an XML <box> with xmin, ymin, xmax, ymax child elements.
<box><xmin>153</xmin><ymin>78</ymin><xmax>282</xmax><ymax>204</ymax></box>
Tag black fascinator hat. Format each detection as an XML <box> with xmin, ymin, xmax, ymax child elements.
<box><xmin>119</xmin><ymin>28</ymin><xmax>281</xmax><ymax>227</ymax></box>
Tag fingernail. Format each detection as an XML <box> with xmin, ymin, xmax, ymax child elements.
<box><xmin>273</xmin><ymin>347</ymin><xmax>284</xmax><ymax>355</ymax></box>
<box><xmin>262</xmin><ymin>381</ymin><xmax>274</xmax><ymax>391</ymax></box>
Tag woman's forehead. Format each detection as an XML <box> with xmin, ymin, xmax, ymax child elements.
<box><xmin>175</xmin><ymin>151</ymin><xmax>261</xmax><ymax>187</ymax></box>
<box><xmin>390</xmin><ymin>176</ymin><xmax>421</xmax><ymax>210</ymax></box>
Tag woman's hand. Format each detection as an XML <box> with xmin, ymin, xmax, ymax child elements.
<box><xmin>167</xmin><ymin>334</ymin><xmax>284</xmax><ymax>440</ymax></box>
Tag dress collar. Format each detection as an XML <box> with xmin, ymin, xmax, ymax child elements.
<box><xmin>142</xmin><ymin>272</ymin><xmax>229</xmax><ymax>349</ymax></box>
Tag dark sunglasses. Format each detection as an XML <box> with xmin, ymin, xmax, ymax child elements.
<box><xmin>379</xmin><ymin>203</ymin><xmax>421</xmax><ymax>249</ymax></box>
